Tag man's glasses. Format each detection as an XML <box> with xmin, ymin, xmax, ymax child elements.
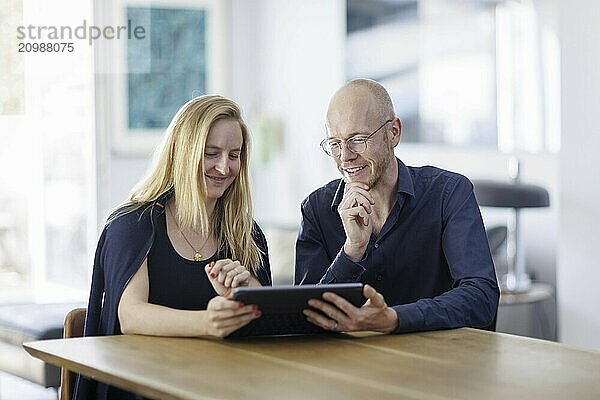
<box><xmin>320</xmin><ymin>119</ymin><xmax>393</xmax><ymax>158</ymax></box>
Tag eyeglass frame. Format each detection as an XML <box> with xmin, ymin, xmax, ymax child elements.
<box><xmin>320</xmin><ymin>119</ymin><xmax>394</xmax><ymax>158</ymax></box>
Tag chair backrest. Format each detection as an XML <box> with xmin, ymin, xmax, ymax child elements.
<box><xmin>60</xmin><ymin>307</ymin><xmax>86</xmax><ymax>400</ymax></box>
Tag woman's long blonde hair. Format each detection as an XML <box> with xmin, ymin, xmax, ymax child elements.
<box><xmin>109</xmin><ymin>95</ymin><xmax>262</xmax><ymax>273</ymax></box>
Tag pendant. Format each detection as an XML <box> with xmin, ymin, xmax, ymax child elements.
<box><xmin>194</xmin><ymin>252</ymin><xmax>202</xmax><ymax>261</ymax></box>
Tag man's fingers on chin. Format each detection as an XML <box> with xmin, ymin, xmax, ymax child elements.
<box><xmin>346</xmin><ymin>182</ymin><xmax>369</xmax><ymax>190</ymax></box>
<box><xmin>363</xmin><ymin>217</ymin><xmax>370</xmax><ymax>227</ymax></box>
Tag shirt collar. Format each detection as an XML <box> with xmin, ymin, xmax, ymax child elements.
<box><xmin>331</xmin><ymin>157</ymin><xmax>415</xmax><ymax>211</ymax></box>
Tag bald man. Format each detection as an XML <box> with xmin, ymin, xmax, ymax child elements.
<box><xmin>295</xmin><ymin>79</ymin><xmax>499</xmax><ymax>334</ymax></box>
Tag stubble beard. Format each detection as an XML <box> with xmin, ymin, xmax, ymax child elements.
<box><xmin>366</xmin><ymin>147</ymin><xmax>393</xmax><ymax>190</ymax></box>
<box><xmin>337</xmin><ymin>140</ymin><xmax>394</xmax><ymax>189</ymax></box>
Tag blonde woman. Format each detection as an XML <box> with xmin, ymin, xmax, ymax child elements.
<box><xmin>75</xmin><ymin>95</ymin><xmax>271</xmax><ymax>400</ymax></box>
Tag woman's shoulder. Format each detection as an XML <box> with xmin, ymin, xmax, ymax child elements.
<box><xmin>251</xmin><ymin>220</ymin><xmax>266</xmax><ymax>238</ymax></box>
<box><xmin>96</xmin><ymin>203</ymin><xmax>161</xmax><ymax>270</ymax></box>
<box><xmin>103</xmin><ymin>203</ymin><xmax>157</xmax><ymax>239</ymax></box>
<box><xmin>250</xmin><ymin>220</ymin><xmax>269</xmax><ymax>249</ymax></box>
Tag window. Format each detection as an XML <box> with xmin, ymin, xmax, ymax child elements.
<box><xmin>346</xmin><ymin>0</ymin><xmax>559</xmax><ymax>153</ymax></box>
<box><xmin>0</xmin><ymin>0</ymin><xmax>95</xmax><ymax>301</ymax></box>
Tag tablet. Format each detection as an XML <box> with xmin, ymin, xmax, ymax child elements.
<box><xmin>227</xmin><ymin>283</ymin><xmax>364</xmax><ymax>338</ymax></box>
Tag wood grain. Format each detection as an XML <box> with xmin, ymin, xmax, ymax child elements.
<box><xmin>24</xmin><ymin>328</ymin><xmax>600</xmax><ymax>400</ymax></box>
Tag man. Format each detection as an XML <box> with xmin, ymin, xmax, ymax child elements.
<box><xmin>296</xmin><ymin>79</ymin><xmax>499</xmax><ymax>333</ymax></box>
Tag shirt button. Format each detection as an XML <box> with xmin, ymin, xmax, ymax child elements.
<box><xmin>374</xmin><ymin>243</ymin><xmax>379</xmax><ymax>249</ymax></box>
<box><xmin>376</xmin><ymin>275</ymin><xmax>383</xmax><ymax>281</ymax></box>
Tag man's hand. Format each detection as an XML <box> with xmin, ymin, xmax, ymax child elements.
<box><xmin>338</xmin><ymin>182</ymin><xmax>375</xmax><ymax>261</ymax></box>
<box><xmin>302</xmin><ymin>284</ymin><xmax>398</xmax><ymax>333</ymax></box>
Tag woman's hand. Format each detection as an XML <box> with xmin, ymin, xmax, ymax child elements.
<box><xmin>205</xmin><ymin>259</ymin><xmax>251</xmax><ymax>297</ymax></box>
<box><xmin>205</xmin><ymin>296</ymin><xmax>260</xmax><ymax>337</ymax></box>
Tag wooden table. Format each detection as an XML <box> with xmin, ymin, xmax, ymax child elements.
<box><xmin>24</xmin><ymin>328</ymin><xmax>600</xmax><ymax>400</ymax></box>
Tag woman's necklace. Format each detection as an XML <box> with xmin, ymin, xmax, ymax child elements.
<box><xmin>167</xmin><ymin>204</ymin><xmax>210</xmax><ymax>261</ymax></box>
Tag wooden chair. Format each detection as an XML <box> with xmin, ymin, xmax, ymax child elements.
<box><xmin>60</xmin><ymin>307</ymin><xmax>86</xmax><ymax>400</ymax></box>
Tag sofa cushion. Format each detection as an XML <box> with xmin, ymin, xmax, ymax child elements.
<box><xmin>0</xmin><ymin>303</ymin><xmax>84</xmax><ymax>345</ymax></box>
<box><xmin>0</xmin><ymin>302</ymin><xmax>85</xmax><ymax>388</ymax></box>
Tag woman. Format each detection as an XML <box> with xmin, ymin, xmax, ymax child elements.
<box><xmin>75</xmin><ymin>95</ymin><xmax>271</xmax><ymax>400</ymax></box>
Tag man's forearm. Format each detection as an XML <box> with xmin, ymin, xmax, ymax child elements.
<box><xmin>392</xmin><ymin>278</ymin><xmax>498</xmax><ymax>333</ymax></box>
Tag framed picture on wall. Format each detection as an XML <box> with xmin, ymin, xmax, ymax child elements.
<box><xmin>105</xmin><ymin>0</ymin><xmax>227</xmax><ymax>154</ymax></box>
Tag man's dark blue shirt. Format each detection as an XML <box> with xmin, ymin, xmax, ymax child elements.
<box><xmin>295</xmin><ymin>158</ymin><xmax>499</xmax><ymax>333</ymax></box>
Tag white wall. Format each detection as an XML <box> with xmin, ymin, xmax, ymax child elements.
<box><xmin>229</xmin><ymin>0</ymin><xmax>345</xmax><ymax>226</ymax></box>
<box><xmin>557</xmin><ymin>0</ymin><xmax>600</xmax><ymax>349</ymax></box>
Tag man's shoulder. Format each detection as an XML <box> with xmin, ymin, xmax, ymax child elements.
<box><xmin>303</xmin><ymin>178</ymin><xmax>342</xmax><ymax>208</ymax></box>
<box><xmin>408</xmin><ymin>165</ymin><xmax>471</xmax><ymax>190</ymax></box>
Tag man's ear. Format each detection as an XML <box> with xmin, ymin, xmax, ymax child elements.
<box><xmin>390</xmin><ymin>117</ymin><xmax>402</xmax><ymax>147</ymax></box>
